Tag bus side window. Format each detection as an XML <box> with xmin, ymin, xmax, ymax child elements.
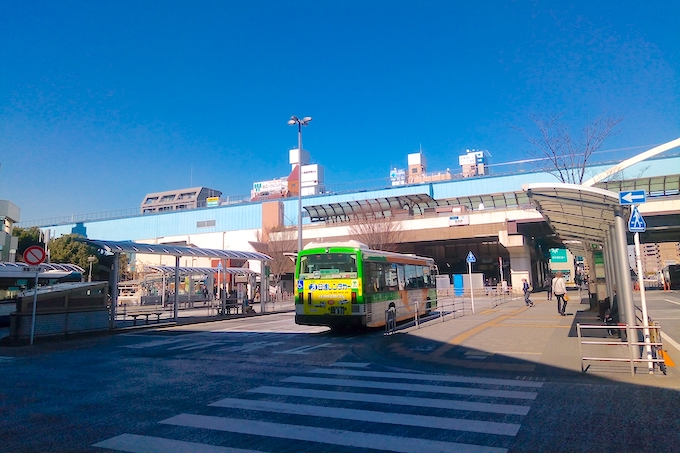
<box><xmin>405</xmin><ymin>265</ymin><xmax>416</xmax><ymax>289</ymax></box>
<box><xmin>414</xmin><ymin>266</ymin><xmax>424</xmax><ymax>288</ymax></box>
<box><xmin>397</xmin><ymin>264</ymin><xmax>405</xmax><ymax>291</ymax></box>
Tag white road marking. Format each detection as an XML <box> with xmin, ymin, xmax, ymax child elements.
<box><xmin>281</xmin><ymin>376</ymin><xmax>538</xmax><ymax>400</ymax></box>
<box><xmin>273</xmin><ymin>343</ymin><xmax>333</xmax><ymax>354</ymax></box>
<box><xmin>209</xmin><ymin>397</ymin><xmax>521</xmax><ymax>436</ymax></box>
<box><xmin>160</xmin><ymin>414</ymin><xmax>508</xmax><ymax>453</ymax></box>
<box><xmin>307</xmin><ymin>368</ymin><xmax>544</xmax><ymax>388</ymax></box>
<box><xmin>217</xmin><ymin>341</ymin><xmax>283</xmax><ymax>353</ymax></box>
<box><xmin>663</xmin><ymin>298</ymin><xmax>680</xmax><ymax>306</ymax></box>
<box><xmin>168</xmin><ymin>342</ymin><xmax>217</xmax><ymax>351</ymax></box>
<box><xmin>249</xmin><ymin>386</ymin><xmax>530</xmax><ymax>415</ymax></box>
<box><xmin>0</xmin><ymin>356</ymin><xmax>16</xmax><ymax>363</ymax></box>
<box><xmin>93</xmin><ymin>433</ymin><xmax>264</xmax><ymax>453</ymax></box>
<box><xmin>331</xmin><ymin>361</ymin><xmax>370</xmax><ymax>367</ymax></box>
<box><xmin>661</xmin><ymin>331</ymin><xmax>680</xmax><ymax>353</ymax></box>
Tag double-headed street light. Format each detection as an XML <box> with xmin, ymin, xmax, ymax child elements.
<box><xmin>287</xmin><ymin>115</ymin><xmax>312</xmax><ymax>253</ymax></box>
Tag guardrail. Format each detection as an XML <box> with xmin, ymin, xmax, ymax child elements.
<box><xmin>383</xmin><ymin>291</ymin><xmax>520</xmax><ymax>335</ymax></box>
<box><xmin>576</xmin><ymin>323</ymin><xmax>667</xmax><ymax>376</ymax></box>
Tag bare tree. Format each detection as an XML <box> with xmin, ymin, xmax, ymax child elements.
<box><xmin>256</xmin><ymin>226</ymin><xmax>297</xmax><ymax>293</ymax></box>
<box><xmin>514</xmin><ymin>113</ymin><xmax>623</xmax><ymax>184</ymax></box>
<box><xmin>348</xmin><ymin>214</ymin><xmax>404</xmax><ymax>252</ymax></box>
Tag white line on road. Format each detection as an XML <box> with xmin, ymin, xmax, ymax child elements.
<box><xmin>281</xmin><ymin>376</ymin><xmax>538</xmax><ymax>400</ymax></box>
<box><xmin>331</xmin><ymin>361</ymin><xmax>370</xmax><ymax>367</ymax></box>
<box><xmin>273</xmin><ymin>343</ymin><xmax>333</xmax><ymax>354</ymax></box>
<box><xmin>160</xmin><ymin>414</ymin><xmax>509</xmax><ymax>453</ymax></box>
<box><xmin>248</xmin><ymin>386</ymin><xmax>530</xmax><ymax>415</ymax></box>
<box><xmin>93</xmin><ymin>433</ymin><xmax>265</xmax><ymax>453</ymax></box>
<box><xmin>307</xmin><ymin>368</ymin><xmax>544</xmax><ymax>388</ymax></box>
<box><xmin>661</xmin><ymin>331</ymin><xmax>680</xmax><ymax>353</ymax></box>
<box><xmin>209</xmin><ymin>397</ymin><xmax>521</xmax><ymax>436</ymax></box>
<box><xmin>217</xmin><ymin>341</ymin><xmax>283</xmax><ymax>353</ymax></box>
<box><xmin>664</xmin><ymin>298</ymin><xmax>680</xmax><ymax>306</ymax></box>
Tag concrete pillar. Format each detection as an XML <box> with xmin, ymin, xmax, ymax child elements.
<box><xmin>499</xmin><ymin>230</ymin><xmax>532</xmax><ymax>293</ymax></box>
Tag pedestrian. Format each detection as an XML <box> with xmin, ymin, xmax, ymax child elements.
<box><xmin>546</xmin><ymin>275</ymin><xmax>553</xmax><ymax>300</ymax></box>
<box><xmin>522</xmin><ymin>278</ymin><xmax>533</xmax><ymax>307</ymax></box>
<box><xmin>553</xmin><ymin>271</ymin><xmax>567</xmax><ymax>316</ymax></box>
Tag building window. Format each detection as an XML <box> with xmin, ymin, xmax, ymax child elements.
<box><xmin>144</xmin><ymin>197</ymin><xmax>158</xmax><ymax>204</ymax></box>
<box><xmin>197</xmin><ymin>220</ymin><xmax>216</xmax><ymax>228</ymax></box>
<box><xmin>160</xmin><ymin>195</ymin><xmax>176</xmax><ymax>202</ymax></box>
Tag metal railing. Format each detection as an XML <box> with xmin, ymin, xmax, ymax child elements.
<box><xmin>383</xmin><ymin>290</ymin><xmax>520</xmax><ymax>334</ymax></box>
<box><xmin>576</xmin><ymin>323</ymin><xmax>666</xmax><ymax>376</ymax></box>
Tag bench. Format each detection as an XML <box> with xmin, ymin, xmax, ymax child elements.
<box><xmin>129</xmin><ymin>312</ymin><xmax>163</xmax><ymax>326</ymax></box>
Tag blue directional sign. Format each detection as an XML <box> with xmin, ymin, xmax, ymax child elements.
<box><xmin>466</xmin><ymin>251</ymin><xmax>476</xmax><ymax>263</ymax></box>
<box><xmin>619</xmin><ymin>190</ymin><xmax>646</xmax><ymax>205</ymax></box>
<box><xmin>628</xmin><ymin>206</ymin><xmax>646</xmax><ymax>233</ymax></box>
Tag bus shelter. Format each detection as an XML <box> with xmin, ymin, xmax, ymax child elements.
<box><xmin>78</xmin><ymin>239</ymin><xmax>271</xmax><ymax>327</ymax></box>
<box><xmin>145</xmin><ymin>265</ymin><xmax>258</xmax><ymax>313</ymax></box>
<box><xmin>522</xmin><ymin>182</ymin><xmax>648</xmax><ymax>371</ymax></box>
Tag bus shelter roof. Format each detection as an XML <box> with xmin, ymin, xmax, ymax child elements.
<box><xmin>79</xmin><ymin>239</ymin><xmax>272</xmax><ymax>261</ymax></box>
<box><xmin>304</xmin><ymin>194</ymin><xmax>438</xmax><ymax>222</ymax></box>
<box><xmin>522</xmin><ymin>182</ymin><xmax>628</xmax><ymax>257</ymax></box>
<box><xmin>146</xmin><ymin>265</ymin><xmax>258</xmax><ymax>276</ymax></box>
<box><xmin>0</xmin><ymin>262</ymin><xmax>84</xmax><ymax>273</ymax></box>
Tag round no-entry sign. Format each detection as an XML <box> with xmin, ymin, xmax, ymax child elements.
<box><xmin>23</xmin><ymin>245</ymin><xmax>46</xmax><ymax>266</ymax></box>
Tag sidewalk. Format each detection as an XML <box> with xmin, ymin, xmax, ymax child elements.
<box><xmin>363</xmin><ymin>293</ymin><xmax>680</xmax><ymax>387</ymax></box>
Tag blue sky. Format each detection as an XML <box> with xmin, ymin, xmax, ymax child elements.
<box><xmin>1</xmin><ymin>1</ymin><xmax>678</xmax><ymax>222</ymax></box>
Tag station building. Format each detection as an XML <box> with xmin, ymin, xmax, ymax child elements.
<box><xmin>19</xmin><ymin>152</ymin><xmax>680</xmax><ymax>295</ymax></box>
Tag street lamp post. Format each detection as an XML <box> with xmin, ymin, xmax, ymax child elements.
<box><xmin>287</xmin><ymin>115</ymin><xmax>312</xmax><ymax>253</ymax></box>
<box><xmin>87</xmin><ymin>255</ymin><xmax>96</xmax><ymax>282</ymax></box>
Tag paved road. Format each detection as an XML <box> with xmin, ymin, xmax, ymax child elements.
<box><xmin>640</xmin><ymin>291</ymin><xmax>680</xmax><ymax>351</ymax></box>
<box><xmin>1</xmin><ymin>307</ymin><xmax>679</xmax><ymax>453</ymax></box>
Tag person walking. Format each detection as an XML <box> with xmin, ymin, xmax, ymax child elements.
<box><xmin>522</xmin><ymin>278</ymin><xmax>533</xmax><ymax>307</ymax></box>
<box><xmin>553</xmin><ymin>271</ymin><xmax>567</xmax><ymax>315</ymax></box>
<box><xmin>546</xmin><ymin>275</ymin><xmax>553</xmax><ymax>300</ymax></box>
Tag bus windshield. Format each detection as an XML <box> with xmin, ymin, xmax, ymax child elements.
<box><xmin>299</xmin><ymin>253</ymin><xmax>358</xmax><ymax>278</ymax></box>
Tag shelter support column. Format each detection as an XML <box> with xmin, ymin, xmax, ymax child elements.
<box><xmin>499</xmin><ymin>230</ymin><xmax>531</xmax><ymax>293</ymax></box>
<box><xmin>613</xmin><ymin>206</ymin><xmax>638</xmax><ymax>365</ymax></box>
<box><xmin>174</xmin><ymin>256</ymin><xmax>180</xmax><ymax>322</ymax></box>
<box><xmin>110</xmin><ymin>252</ymin><xmax>120</xmax><ymax>329</ymax></box>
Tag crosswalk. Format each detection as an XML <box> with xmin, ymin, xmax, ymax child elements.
<box><xmin>93</xmin><ymin>362</ymin><xmax>542</xmax><ymax>453</ymax></box>
<box><xmin>120</xmin><ymin>331</ymin><xmax>351</xmax><ymax>355</ymax></box>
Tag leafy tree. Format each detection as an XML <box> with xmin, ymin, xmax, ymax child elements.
<box><xmin>12</xmin><ymin>226</ymin><xmax>44</xmax><ymax>260</ymax></box>
<box><xmin>513</xmin><ymin>113</ymin><xmax>623</xmax><ymax>184</ymax></box>
<box><xmin>48</xmin><ymin>234</ymin><xmax>101</xmax><ymax>271</ymax></box>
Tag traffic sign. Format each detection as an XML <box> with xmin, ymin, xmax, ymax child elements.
<box><xmin>628</xmin><ymin>206</ymin><xmax>646</xmax><ymax>233</ymax></box>
<box><xmin>619</xmin><ymin>190</ymin><xmax>646</xmax><ymax>205</ymax></box>
<box><xmin>23</xmin><ymin>245</ymin><xmax>46</xmax><ymax>266</ymax></box>
<box><xmin>466</xmin><ymin>251</ymin><xmax>476</xmax><ymax>263</ymax></box>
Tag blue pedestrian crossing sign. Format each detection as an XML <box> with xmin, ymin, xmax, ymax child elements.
<box><xmin>628</xmin><ymin>206</ymin><xmax>646</xmax><ymax>233</ymax></box>
<box><xmin>466</xmin><ymin>251</ymin><xmax>476</xmax><ymax>263</ymax></box>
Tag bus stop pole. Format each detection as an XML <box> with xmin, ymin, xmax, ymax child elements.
<box><xmin>634</xmin><ymin>231</ymin><xmax>654</xmax><ymax>373</ymax></box>
<box><xmin>29</xmin><ymin>271</ymin><xmax>39</xmax><ymax>345</ymax></box>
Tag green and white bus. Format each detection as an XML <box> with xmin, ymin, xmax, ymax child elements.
<box><xmin>295</xmin><ymin>241</ymin><xmax>437</xmax><ymax>329</ymax></box>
